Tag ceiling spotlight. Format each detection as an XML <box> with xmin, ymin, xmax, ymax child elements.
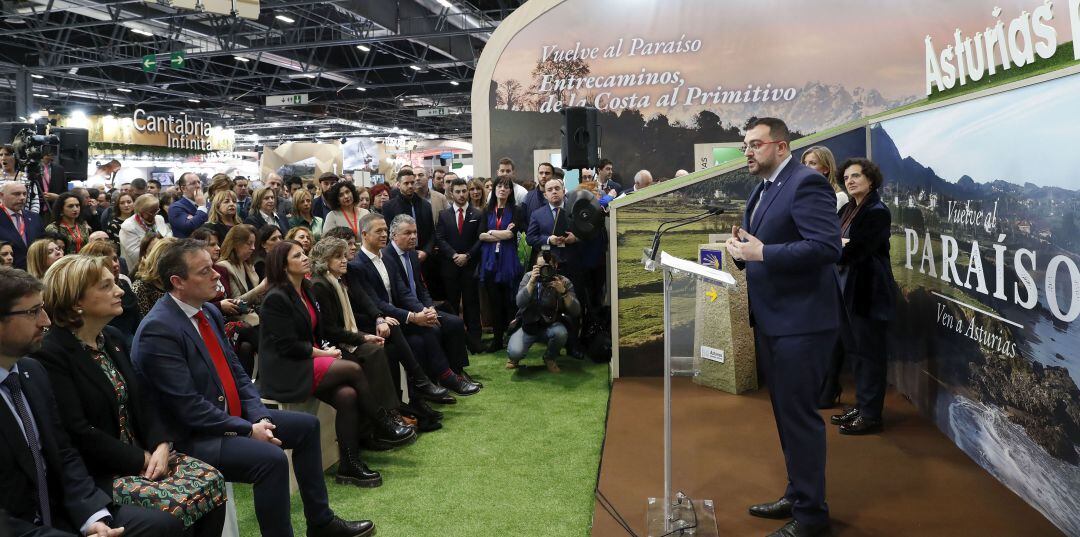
<box><xmin>449</xmin><ymin>80</ymin><xmax>460</xmax><ymax>86</ymax></box>
<box><xmin>4</xmin><ymin>17</ymin><xmax>27</xmax><ymax>25</ymax></box>
<box><xmin>117</xmin><ymin>88</ymin><xmax>132</xmax><ymax>93</ymax></box>
<box><xmin>32</xmin><ymin>93</ymin><xmax>49</xmax><ymax>98</ymax></box>
<box><xmin>409</xmin><ymin>65</ymin><xmax>422</xmax><ymax>71</ymax></box>
<box><xmin>357</xmin><ymin>45</ymin><xmax>370</xmax><ymax>52</ymax></box>
<box><xmin>357</xmin><ymin>87</ymin><xmax>367</xmax><ymax>92</ymax></box>
<box><xmin>112</xmin><ymin>103</ymin><xmax>125</xmax><ymax>107</ymax></box>
<box><xmin>288</xmin><ymin>73</ymin><xmax>316</xmax><ymax>79</ymax></box>
<box><xmin>275</xmin><ymin>14</ymin><xmax>295</xmax><ymax>23</ymax></box>
<box><xmin>244</xmin><ymin>107</ymin><xmax>254</xmax><ymax>111</ymax></box>
<box><xmin>30</xmin><ymin>74</ymin><xmax>44</xmax><ymax>79</ymax></box>
<box><xmin>131</xmin><ymin>28</ymin><xmax>153</xmax><ymax>36</ymax></box>
<box><xmin>188</xmin><ymin>98</ymin><xmax>201</xmax><ymax>103</ymax></box>
<box><xmin>234</xmin><ymin>56</ymin><xmax>250</xmax><ymax>62</ymax></box>
<box><xmin>437</xmin><ymin>0</ymin><xmax>453</xmax><ymax>7</ymax></box>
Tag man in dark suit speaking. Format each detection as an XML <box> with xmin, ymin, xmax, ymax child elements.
<box><xmin>725</xmin><ymin>118</ymin><xmax>842</xmax><ymax>537</ymax></box>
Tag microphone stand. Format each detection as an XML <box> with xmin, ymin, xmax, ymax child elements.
<box><xmin>643</xmin><ymin>207</ymin><xmax>724</xmax><ymax>271</ymax></box>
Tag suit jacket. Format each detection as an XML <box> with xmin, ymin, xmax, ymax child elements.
<box><xmin>0</xmin><ymin>209</ymin><xmax>45</xmax><ymax>269</ymax></box>
<box><xmin>1</xmin><ymin>358</ymin><xmax>111</xmax><ymax>534</ymax></box>
<box><xmin>256</xmin><ymin>286</ymin><xmax>323</xmax><ymax>403</ymax></box>
<box><xmin>243</xmin><ymin>210</ymin><xmax>290</xmax><ymax>233</ymax></box>
<box><xmin>837</xmin><ymin>190</ymin><xmax>897</xmax><ymax>321</ymax></box>
<box><xmin>346</xmin><ymin>251</ymin><xmax>423</xmax><ymax>324</ymax></box>
<box><xmin>131</xmin><ymin>296</ymin><xmax>270</xmax><ymax>461</ymax></box>
<box><xmin>167</xmin><ymin>197</ymin><xmax>208</xmax><ymax>239</ymax></box>
<box><xmin>522</xmin><ymin>189</ymin><xmax>547</xmax><ymax>219</ymax></box>
<box><xmin>381</xmin><ymin>195</ymin><xmax>435</xmax><ymax>257</ymax></box>
<box><xmin>600</xmin><ymin>179</ymin><xmax>624</xmax><ymax>196</ymax></box>
<box><xmin>435</xmin><ymin>204</ymin><xmax>482</xmax><ymax>262</ymax></box>
<box><xmin>33</xmin><ymin>326</ymin><xmax>170</xmax><ymax>492</ymax></box>
<box><xmin>382</xmin><ymin>244</ymin><xmax>433</xmax><ymax>308</ymax></box>
<box><xmin>526</xmin><ymin>203</ymin><xmax>575</xmax><ymax>263</ymax></box>
<box><xmin>736</xmin><ymin>158</ymin><xmax>843</xmax><ymax>336</ymax></box>
<box><xmin>43</xmin><ymin>163</ymin><xmax>67</xmax><ymax>195</ymax></box>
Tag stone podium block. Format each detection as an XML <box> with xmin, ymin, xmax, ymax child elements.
<box><xmin>692</xmin><ymin>241</ymin><xmax>757</xmax><ymax>394</ymax></box>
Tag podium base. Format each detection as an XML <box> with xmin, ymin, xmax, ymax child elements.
<box><xmin>646</xmin><ymin>497</ymin><xmax>719</xmax><ymax>536</ymax></box>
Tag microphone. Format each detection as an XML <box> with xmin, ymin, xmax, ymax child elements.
<box><xmin>644</xmin><ymin>205</ymin><xmax>725</xmax><ymax>268</ymax></box>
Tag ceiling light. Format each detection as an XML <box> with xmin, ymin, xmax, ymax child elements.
<box><xmin>409</xmin><ymin>65</ymin><xmax>422</xmax><ymax>71</ymax></box>
<box><xmin>131</xmin><ymin>28</ymin><xmax>152</xmax><ymax>36</ymax></box>
<box><xmin>117</xmin><ymin>88</ymin><xmax>132</xmax><ymax>93</ymax></box>
<box><xmin>188</xmin><ymin>99</ymin><xmax>200</xmax><ymax>103</ymax></box>
<box><xmin>112</xmin><ymin>103</ymin><xmax>125</xmax><ymax>107</ymax></box>
<box><xmin>32</xmin><ymin>93</ymin><xmax>49</xmax><ymax>98</ymax></box>
<box><xmin>275</xmin><ymin>14</ymin><xmax>295</xmax><ymax>23</ymax></box>
<box><xmin>234</xmin><ymin>56</ymin><xmax>250</xmax><ymax>62</ymax></box>
<box><xmin>449</xmin><ymin>80</ymin><xmax>459</xmax><ymax>86</ymax></box>
<box><xmin>357</xmin><ymin>87</ymin><xmax>367</xmax><ymax>92</ymax></box>
<box><xmin>244</xmin><ymin>107</ymin><xmax>254</xmax><ymax>111</ymax></box>
<box><xmin>4</xmin><ymin>17</ymin><xmax>27</xmax><ymax>25</ymax></box>
<box><xmin>437</xmin><ymin>0</ymin><xmax>453</xmax><ymax>7</ymax></box>
<box><xmin>30</xmin><ymin>74</ymin><xmax>44</xmax><ymax>79</ymax></box>
<box><xmin>357</xmin><ymin>45</ymin><xmax>370</xmax><ymax>52</ymax></box>
<box><xmin>288</xmin><ymin>73</ymin><xmax>316</xmax><ymax>79</ymax></box>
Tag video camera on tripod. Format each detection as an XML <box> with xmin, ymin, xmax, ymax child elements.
<box><xmin>8</xmin><ymin>118</ymin><xmax>60</xmax><ymax>179</ymax></box>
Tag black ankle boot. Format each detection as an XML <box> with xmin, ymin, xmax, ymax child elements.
<box><xmin>371</xmin><ymin>408</ymin><xmax>416</xmax><ymax>449</ymax></box>
<box><xmin>335</xmin><ymin>445</ymin><xmax>382</xmax><ymax>488</ymax></box>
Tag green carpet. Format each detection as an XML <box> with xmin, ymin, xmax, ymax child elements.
<box><xmin>231</xmin><ymin>348</ymin><xmax>612</xmax><ymax>536</ymax></box>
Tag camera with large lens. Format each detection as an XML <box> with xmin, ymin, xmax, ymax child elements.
<box><xmin>539</xmin><ymin>245</ymin><xmax>557</xmax><ymax>282</ymax></box>
<box><xmin>10</xmin><ymin>124</ymin><xmax>60</xmax><ymax>179</ymax></box>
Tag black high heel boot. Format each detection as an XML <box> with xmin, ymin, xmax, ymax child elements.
<box><xmin>335</xmin><ymin>444</ymin><xmax>382</xmax><ymax>488</ymax></box>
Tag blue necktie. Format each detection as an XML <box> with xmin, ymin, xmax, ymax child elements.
<box><xmin>3</xmin><ymin>374</ymin><xmax>52</xmax><ymax>526</ymax></box>
<box><xmin>402</xmin><ymin>253</ymin><xmax>416</xmax><ymax>293</ymax></box>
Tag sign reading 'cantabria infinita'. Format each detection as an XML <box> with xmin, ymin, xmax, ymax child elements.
<box><xmin>924</xmin><ymin>0</ymin><xmax>1080</xmax><ymax>95</ymax></box>
<box><xmin>132</xmin><ymin>108</ymin><xmax>215</xmax><ymax>150</ymax></box>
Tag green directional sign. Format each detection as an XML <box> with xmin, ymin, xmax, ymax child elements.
<box><xmin>169</xmin><ymin>51</ymin><xmax>186</xmax><ymax>69</ymax></box>
<box><xmin>141</xmin><ymin>54</ymin><xmax>157</xmax><ymax>72</ymax></box>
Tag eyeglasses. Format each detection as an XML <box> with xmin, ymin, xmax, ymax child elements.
<box><xmin>2</xmin><ymin>303</ymin><xmax>46</xmax><ymax>319</ymax></box>
<box><xmin>740</xmin><ymin>140</ymin><xmax>783</xmax><ymax>153</ymax></box>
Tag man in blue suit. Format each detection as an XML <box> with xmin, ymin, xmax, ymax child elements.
<box><xmin>167</xmin><ymin>172</ymin><xmax>208</xmax><ymax>238</ymax></box>
<box><xmin>725</xmin><ymin>118</ymin><xmax>841</xmax><ymax>537</ymax></box>
<box><xmin>0</xmin><ymin>182</ymin><xmax>45</xmax><ymax>270</ymax></box>
<box><xmin>131</xmin><ymin>239</ymin><xmax>374</xmax><ymax>537</ymax></box>
<box><xmin>346</xmin><ymin>213</ymin><xmax>480</xmax><ymax>397</ymax></box>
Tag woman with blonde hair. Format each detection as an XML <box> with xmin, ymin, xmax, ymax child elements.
<box><xmin>206</xmin><ymin>172</ymin><xmax>233</xmax><ymax>200</ymax></box>
<box><xmin>801</xmin><ymin>145</ymin><xmax>848</xmax><ymax>211</ymax></box>
<box><xmin>215</xmin><ymin>224</ymin><xmax>269</xmax><ymax>375</ymax></box>
<box><xmin>243</xmin><ymin>186</ymin><xmax>289</xmax><ymax>231</ymax></box>
<box><xmin>207</xmin><ymin>189</ymin><xmax>241</xmax><ymax>243</ymax></box>
<box><xmin>289</xmin><ymin>188</ymin><xmax>324</xmax><ymax>240</ymax></box>
<box><xmin>34</xmin><ymin>255</ymin><xmax>227</xmax><ymax>536</ymax></box>
<box><xmin>131</xmin><ymin>236</ymin><xmax>178</xmax><ymax>316</ymax></box>
<box><xmin>286</xmin><ymin>225</ymin><xmax>315</xmax><ymax>255</ymax></box>
<box><xmin>468</xmin><ymin>177</ymin><xmax>488</xmax><ymax>212</ymax></box>
<box><xmin>119</xmin><ymin>192</ymin><xmax>172</xmax><ymax>270</ymax></box>
<box><xmin>26</xmin><ymin>237</ymin><xmax>64</xmax><ymax>279</ymax></box>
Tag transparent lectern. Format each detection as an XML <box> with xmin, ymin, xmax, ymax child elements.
<box><xmin>642</xmin><ymin>250</ymin><xmax>736</xmax><ymax>537</ymax></box>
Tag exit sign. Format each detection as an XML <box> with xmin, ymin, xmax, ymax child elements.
<box><xmin>266</xmin><ymin>93</ymin><xmax>309</xmax><ymax>106</ymax></box>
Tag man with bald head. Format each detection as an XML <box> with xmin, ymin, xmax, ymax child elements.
<box><xmin>0</xmin><ymin>182</ymin><xmax>45</xmax><ymax>269</ymax></box>
<box><xmin>621</xmin><ymin>170</ymin><xmax>654</xmax><ymax>196</ymax></box>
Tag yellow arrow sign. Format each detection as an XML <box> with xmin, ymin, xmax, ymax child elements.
<box><xmin>705</xmin><ymin>287</ymin><xmax>718</xmax><ymax>302</ymax></box>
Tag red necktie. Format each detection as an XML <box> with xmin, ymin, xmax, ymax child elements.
<box><xmin>457</xmin><ymin>207</ymin><xmax>464</xmax><ymax>234</ymax></box>
<box><xmin>195</xmin><ymin>311</ymin><xmax>242</xmax><ymax>417</ymax></box>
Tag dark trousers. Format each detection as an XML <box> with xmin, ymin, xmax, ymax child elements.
<box><xmin>108</xmin><ymin>504</ymin><xmax>185</xmax><ymax>537</ymax></box>
<box><xmin>755</xmin><ymin>329</ymin><xmax>833</xmax><ymax>526</ymax></box>
<box><xmin>483</xmin><ymin>280</ymin><xmax>516</xmax><ymax>344</ymax></box>
<box><xmin>818</xmin><ymin>340</ymin><xmax>845</xmax><ymax>405</ymax></box>
<box><xmin>404</xmin><ymin>325</ymin><xmax>453</xmax><ymax>378</ymax></box>
<box><xmin>845</xmin><ymin>314</ymin><xmax>888</xmax><ymax>421</ymax></box>
<box><xmin>191</xmin><ymin>410</ymin><xmax>333</xmax><ymax>537</ymax></box>
<box><xmin>441</xmin><ymin>260</ymin><xmax>482</xmax><ymax>349</ymax></box>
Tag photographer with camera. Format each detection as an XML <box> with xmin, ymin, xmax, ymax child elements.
<box><xmin>505</xmin><ymin>245</ymin><xmax>581</xmax><ymax>373</ymax></box>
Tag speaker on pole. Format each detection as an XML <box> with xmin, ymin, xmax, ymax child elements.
<box><xmin>51</xmin><ymin>127</ymin><xmax>89</xmax><ymax>182</ymax></box>
<box><xmin>560</xmin><ymin>106</ymin><xmax>599</xmax><ymax>170</ymax></box>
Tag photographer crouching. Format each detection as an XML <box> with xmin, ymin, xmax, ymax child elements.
<box><xmin>505</xmin><ymin>245</ymin><xmax>581</xmax><ymax>373</ymax></box>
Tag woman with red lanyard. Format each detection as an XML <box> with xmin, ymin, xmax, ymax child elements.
<box><xmin>477</xmin><ymin>177</ymin><xmax>524</xmax><ymax>352</ymax></box>
<box><xmin>45</xmin><ymin>192</ymin><xmax>92</xmax><ymax>254</ymax></box>
<box><xmin>321</xmin><ymin>179</ymin><xmax>369</xmax><ymax>239</ymax></box>
<box><xmin>256</xmin><ymin>240</ymin><xmax>415</xmax><ymax>489</ymax></box>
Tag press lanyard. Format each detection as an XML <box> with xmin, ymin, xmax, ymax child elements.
<box><xmin>62</xmin><ymin>221</ymin><xmax>83</xmax><ymax>252</ymax></box>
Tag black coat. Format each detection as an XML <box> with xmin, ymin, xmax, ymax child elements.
<box><xmin>257</xmin><ymin>285</ymin><xmax>323</xmax><ymax>403</ymax></box>
<box><xmin>0</xmin><ymin>358</ymin><xmax>112</xmax><ymax>534</ymax></box>
<box><xmin>243</xmin><ymin>211</ymin><xmax>290</xmax><ymax>233</ymax></box>
<box><xmin>310</xmin><ymin>273</ymin><xmax>371</xmax><ymax>349</ymax></box>
<box><xmin>33</xmin><ymin>326</ymin><xmax>170</xmax><ymax>492</ymax></box>
<box><xmin>381</xmin><ymin>194</ymin><xmax>435</xmax><ymax>257</ymax></box>
<box><xmin>838</xmin><ymin>190</ymin><xmax>897</xmax><ymax>321</ymax></box>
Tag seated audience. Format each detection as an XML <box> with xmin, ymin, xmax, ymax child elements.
<box><xmin>26</xmin><ymin>238</ymin><xmax>64</xmax><ymax>279</ymax></box>
<box><xmin>45</xmin><ymin>193</ymin><xmax>91</xmax><ymax>254</ymax></box>
<box><xmin>310</xmin><ymin>237</ymin><xmax>444</xmax><ymax>431</ymax></box>
<box><xmin>168</xmin><ymin>172</ymin><xmax>209</xmax><ymax>238</ymax></box>
<box><xmin>120</xmin><ymin>193</ymin><xmax>172</xmax><ymax>271</ymax></box>
<box><xmin>323</xmin><ymin>180</ymin><xmax>368</xmax><ymax>239</ymax></box>
<box><xmin>36</xmin><ymin>255</ymin><xmax>228</xmax><ymax>536</ymax></box>
<box><xmin>478</xmin><ymin>177</ymin><xmax>524</xmax><ymax>351</ymax></box>
<box><xmin>286</xmin><ymin>226</ymin><xmax>315</xmax><ymax>255</ymax></box>
<box><xmin>131</xmin><ymin>239</ymin><xmax>376</xmax><ymax>537</ymax></box>
<box><xmin>436</xmin><ymin>177</ymin><xmax>484</xmax><ymax>351</ymax></box>
<box><xmin>0</xmin><ymin>266</ymin><xmax>183</xmax><ymax>537</ymax></box>
<box><xmin>507</xmin><ymin>248</ymin><xmax>581</xmax><ymax>373</ymax></box>
<box><xmin>207</xmin><ymin>189</ymin><xmax>242</xmax><ymax>243</ymax></box>
<box><xmin>131</xmin><ymin>237</ymin><xmax>179</xmax><ymax>317</ymax></box>
<box><xmin>104</xmin><ymin>190</ymin><xmax>135</xmax><ymax>245</ymax></box>
<box><xmin>253</xmin><ymin>224</ymin><xmax>283</xmax><ymax>280</ymax></box>
<box><xmin>215</xmin><ymin>224</ymin><xmax>268</xmax><ymax>376</ymax></box>
<box><xmin>244</xmin><ymin>187</ymin><xmax>290</xmax><ymax>232</ymax></box>
<box><xmin>82</xmin><ymin>239</ymin><xmax>143</xmax><ymax>348</ymax></box>
<box><xmin>289</xmin><ymin>188</ymin><xmax>324</xmax><ymax>240</ymax></box>
<box><xmin>368</xmin><ymin>183</ymin><xmax>391</xmax><ymax>215</ymax></box>
<box><xmin>258</xmin><ymin>240</ymin><xmax>414</xmax><ymax>481</ymax></box>
<box><xmin>347</xmin><ymin>214</ymin><xmax>480</xmax><ymax>396</ymax></box>
<box><xmin>0</xmin><ymin>181</ymin><xmax>46</xmax><ymax>269</ymax></box>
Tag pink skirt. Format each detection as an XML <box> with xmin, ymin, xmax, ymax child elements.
<box><xmin>312</xmin><ymin>356</ymin><xmax>335</xmax><ymax>393</ymax></box>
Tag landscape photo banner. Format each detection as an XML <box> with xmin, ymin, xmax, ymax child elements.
<box><xmin>876</xmin><ymin>71</ymin><xmax>1080</xmax><ymax>536</ymax></box>
<box><xmin>484</xmin><ymin>0</ymin><xmax>1074</xmax><ymax>181</ymax></box>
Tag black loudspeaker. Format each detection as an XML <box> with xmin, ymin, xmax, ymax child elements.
<box><xmin>560</xmin><ymin>106</ymin><xmax>598</xmax><ymax>170</ymax></box>
<box><xmin>51</xmin><ymin>127</ymin><xmax>89</xmax><ymax>182</ymax></box>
